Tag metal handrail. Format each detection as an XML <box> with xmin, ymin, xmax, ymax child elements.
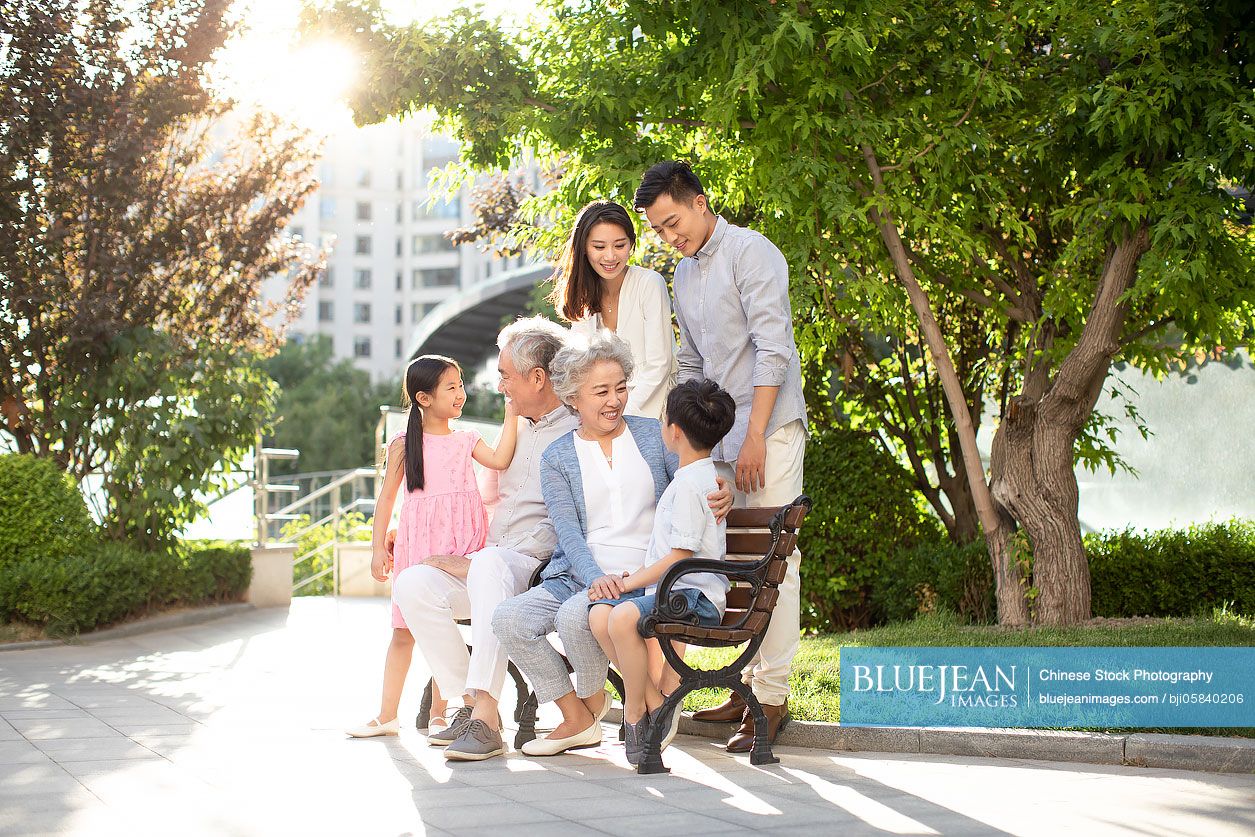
<box><xmin>252</xmin><ymin>441</ymin><xmax>383</xmax><ymax>598</ymax></box>
<box><xmin>274</xmin><ymin>468</ymin><xmax>377</xmax><ymax>517</ymax></box>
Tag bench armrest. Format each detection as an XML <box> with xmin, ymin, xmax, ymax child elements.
<box><xmin>640</xmin><ymin>555</ymin><xmax>771</xmax><ymax>627</ymax></box>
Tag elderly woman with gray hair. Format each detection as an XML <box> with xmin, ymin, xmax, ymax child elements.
<box><xmin>492</xmin><ymin>331</ymin><xmax>731</xmax><ymax>757</ymax></box>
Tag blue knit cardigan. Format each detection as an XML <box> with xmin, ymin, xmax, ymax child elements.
<box><xmin>538</xmin><ymin>415</ymin><xmax>678</xmax><ymax>602</ymax></box>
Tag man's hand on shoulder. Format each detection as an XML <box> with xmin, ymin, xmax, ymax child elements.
<box><xmin>707</xmin><ymin>477</ymin><xmax>734</xmax><ymax>522</ymax></box>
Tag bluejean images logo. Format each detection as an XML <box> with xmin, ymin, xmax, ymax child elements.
<box><xmin>850</xmin><ymin>661</ymin><xmax>1019</xmax><ymax>708</ymax></box>
<box><xmin>840</xmin><ymin>647</ymin><xmax>1254</xmax><ymax>728</ymax></box>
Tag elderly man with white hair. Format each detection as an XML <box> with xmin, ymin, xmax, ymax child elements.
<box><xmin>492</xmin><ymin>331</ymin><xmax>732</xmax><ymax>758</ymax></box>
<box><xmin>390</xmin><ymin>316</ymin><xmax>575</xmax><ymax>762</ymax></box>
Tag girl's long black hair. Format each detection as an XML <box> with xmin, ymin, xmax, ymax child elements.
<box><xmin>402</xmin><ymin>355</ymin><xmax>460</xmax><ymax>491</ymax></box>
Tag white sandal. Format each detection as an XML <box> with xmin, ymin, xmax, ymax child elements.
<box><xmin>346</xmin><ymin>716</ymin><xmax>400</xmax><ymax>738</ymax></box>
<box><xmin>427</xmin><ymin>715</ymin><xmax>449</xmax><ymax>734</ymax></box>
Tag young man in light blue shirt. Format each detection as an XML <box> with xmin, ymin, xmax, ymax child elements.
<box><xmin>635</xmin><ymin>161</ymin><xmax>807</xmax><ymax>751</ymax></box>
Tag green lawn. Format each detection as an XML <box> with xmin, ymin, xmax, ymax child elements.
<box><xmin>681</xmin><ymin>607</ymin><xmax>1255</xmax><ymax>737</ymax></box>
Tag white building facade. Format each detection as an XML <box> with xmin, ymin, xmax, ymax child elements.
<box><xmin>269</xmin><ymin>121</ymin><xmax>539</xmax><ymax>382</ymax></box>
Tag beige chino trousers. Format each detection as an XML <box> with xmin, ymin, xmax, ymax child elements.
<box><xmin>713</xmin><ymin>418</ymin><xmax>806</xmax><ymax>706</ymax></box>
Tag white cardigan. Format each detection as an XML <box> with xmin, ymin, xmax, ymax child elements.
<box><xmin>570</xmin><ymin>265</ymin><xmax>678</xmax><ymax>421</ymax></box>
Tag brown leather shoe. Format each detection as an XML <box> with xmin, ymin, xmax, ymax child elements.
<box><xmin>726</xmin><ymin>699</ymin><xmax>789</xmax><ymax>753</ymax></box>
<box><xmin>691</xmin><ymin>691</ymin><xmax>746</xmax><ymax>723</ymax></box>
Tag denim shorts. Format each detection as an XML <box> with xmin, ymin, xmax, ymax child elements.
<box><xmin>626</xmin><ymin>588</ymin><xmax>722</xmax><ymax>627</ymax></box>
<box><xmin>587</xmin><ymin>587</ymin><xmax>644</xmax><ymax>609</ymax></box>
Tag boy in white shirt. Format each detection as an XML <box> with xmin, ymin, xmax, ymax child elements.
<box><xmin>588</xmin><ymin>379</ymin><xmax>736</xmax><ymax>765</ymax></box>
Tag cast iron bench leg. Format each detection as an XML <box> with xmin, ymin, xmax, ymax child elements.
<box><xmin>731</xmin><ymin>681</ymin><xmax>780</xmax><ymax>766</ymax></box>
<box><xmin>636</xmin><ymin>685</ymin><xmax>692</xmax><ymax>774</ymax></box>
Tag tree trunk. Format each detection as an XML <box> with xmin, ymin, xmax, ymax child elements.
<box><xmin>990</xmin><ymin>398</ymin><xmax>1091</xmax><ymax>624</ymax></box>
<box><xmin>942</xmin><ymin>436</ymin><xmax>982</xmax><ymax>544</ymax></box>
<box><xmin>858</xmin><ymin>143</ymin><xmax>1030</xmax><ymax>624</ymax></box>
<box><xmin>990</xmin><ymin>226</ymin><xmax>1149</xmax><ymax>624</ymax></box>
<box><xmin>986</xmin><ymin>514</ymin><xmax>1030</xmax><ymax>625</ymax></box>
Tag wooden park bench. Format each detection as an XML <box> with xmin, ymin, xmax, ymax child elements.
<box><xmin>634</xmin><ymin>494</ymin><xmax>811</xmax><ymax>773</ymax></box>
<box><xmin>416</xmin><ymin>494</ymin><xmax>812</xmax><ymax>770</ymax></box>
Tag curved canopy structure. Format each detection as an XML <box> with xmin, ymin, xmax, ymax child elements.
<box><xmin>404</xmin><ymin>263</ymin><xmax>551</xmax><ymax>372</ymax></box>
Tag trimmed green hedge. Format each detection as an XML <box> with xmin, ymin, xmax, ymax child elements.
<box><xmin>0</xmin><ymin>452</ymin><xmax>252</xmax><ymax>637</ymax></box>
<box><xmin>862</xmin><ymin>521</ymin><xmax>1254</xmax><ymax>627</ymax></box>
<box><xmin>0</xmin><ymin>453</ymin><xmax>97</xmax><ymax>571</ymax></box>
<box><xmin>0</xmin><ymin>540</ymin><xmax>251</xmax><ymax>637</ymax></box>
<box><xmin>875</xmin><ymin>538</ymin><xmax>996</xmax><ymax>624</ymax></box>
<box><xmin>799</xmin><ymin>427</ymin><xmax>943</xmax><ymax>630</ymax></box>
<box><xmin>1088</xmin><ymin>521</ymin><xmax>1255</xmax><ymax>617</ymax></box>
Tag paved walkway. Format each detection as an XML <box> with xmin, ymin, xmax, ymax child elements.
<box><xmin>1</xmin><ymin>598</ymin><xmax>1252</xmax><ymax>836</ymax></box>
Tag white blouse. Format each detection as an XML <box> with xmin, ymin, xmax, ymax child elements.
<box><xmin>571</xmin><ymin>265</ymin><xmax>678</xmax><ymax>421</ymax></box>
<box><xmin>572</xmin><ymin>424</ymin><xmax>655</xmax><ymax>578</ymax></box>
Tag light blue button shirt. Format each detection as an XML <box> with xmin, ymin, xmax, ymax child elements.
<box><xmin>672</xmin><ymin>216</ymin><xmax>808</xmax><ymax>462</ymax></box>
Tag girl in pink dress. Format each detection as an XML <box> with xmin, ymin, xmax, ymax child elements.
<box><xmin>347</xmin><ymin>355</ymin><xmax>517</xmax><ymax>738</ymax></box>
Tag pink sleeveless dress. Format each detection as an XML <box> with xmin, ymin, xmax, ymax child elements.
<box><xmin>390</xmin><ymin>429</ymin><xmax>489</xmax><ymax>628</ymax></box>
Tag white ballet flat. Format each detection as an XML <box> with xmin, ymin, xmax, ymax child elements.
<box><xmin>345</xmin><ymin>717</ymin><xmax>400</xmax><ymax>738</ymax></box>
<box><xmin>520</xmin><ymin>720</ymin><xmax>603</xmax><ymax>756</ymax></box>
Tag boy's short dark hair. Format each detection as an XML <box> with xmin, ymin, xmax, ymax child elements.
<box><xmin>633</xmin><ymin>160</ymin><xmax>706</xmax><ymax>211</ymax></box>
<box><xmin>665</xmin><ymin>379</ymin><xmax>736</xmax><ymax>452</ymax></box>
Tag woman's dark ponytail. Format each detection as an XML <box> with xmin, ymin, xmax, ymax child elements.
<box><xmin>401</xmin><ymin>355</ymin><xmax>460</xmax><ymax>492</ymax></box>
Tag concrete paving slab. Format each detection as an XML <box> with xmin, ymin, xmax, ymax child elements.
<box><xmin>86</xmin><ymin>706</ymin><xmax>196</xmax><ymax>724</ymax></box>
<box><xmin>0</xmin><ymin>739</ymin><xmax>56</xmax><ymax>764</ymax></box>
<box><xmin>583</xmin><ymin>810</ymin><xmax>741</xmax><ymax>836</ymax></box>
<box><xmin>108</xmin><ymin>722</ymin><xmax>203</xmax><ymax>738</ymax></box>
<box><xmin>9</xmin><ymin>717</ymin><xmax>130</xmax><ymax>741</ymax></box>
<box><xmin>33</xmin><ymin>738</ymin><xmax>163</xmax><ymax>763</ymax></box>
<box><xmin>0</xmin><ymin>598</ymin><xmax>1251</xmax><ymax>837</ymax></box>
<box><xmin>0</xmin><ymin>708</ymin><xmax>94</xmax><ymax>722</ymax></box>
<box><xmin>417</xmin><ymin>801</ymin><xmax>562</xmax><ymax>830</ymax></box>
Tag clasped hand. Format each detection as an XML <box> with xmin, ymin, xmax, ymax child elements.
<box><xmin>588</xmin><ymin>572</ymin><xmax>630</xmax><ymax>602</ymax></box>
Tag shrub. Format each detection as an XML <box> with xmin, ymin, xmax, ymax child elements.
<box><xmin>798</xmin><ymin>427</ymin><xmax>943</xmax><ymax>630</ymax></box>
<box><xmin>875</xmin><ymin>538</ymin><xmax>995</xmax><ymax>624</ymax></box>
<box><xmin>1088</xmin><ymin>521</ymin><xmax>1255</xmax><ymax>617</ymax></box>
<box><xmin>0</xmin><ymin>453</ymin><xmax>97</xmax><ymax>571</ymax></box>
<box><xmin>6</xmin><ymin>542</ymin><xmax>160</xmax><ymax>635</ymax></box>
<box><xmin>178</xmin><ymin>541</ymin><xmax>252</xmax><ymax>601</ymax></box>
<box><xmin>1</xmin><ymin>539</ymin><xmax>252</xmax><ymax>637</ymax></box>
<box><xmin>282</xmin><ymin>512</ymin><xmax>369</xmax><ymax>597</ymax></box>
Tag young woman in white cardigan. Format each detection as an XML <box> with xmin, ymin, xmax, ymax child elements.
<box><xmin>549</xmin><ymin>200</ymin><xmax>677</xmax><ymax>420</ymax></box>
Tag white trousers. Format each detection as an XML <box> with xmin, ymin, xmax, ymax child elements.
<box><xmin>392</xmin><ymin>545</ymin><xmax>539</xmax><ymax>702</ymax></box>
<box><xmin>714</xmin><ymin>418</ymin><xmax>806</xmax><ymax>705</ymax></box>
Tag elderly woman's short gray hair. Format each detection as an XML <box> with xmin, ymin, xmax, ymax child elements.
<box><xmin>497</xmin><ymin>315</ymin><xmax>568</xmax><ymax>375</ymax></box>
<box><xmin>550</xmin><ymin>330</ymin><xmax>636</xmax><ymax>410</ymax></box>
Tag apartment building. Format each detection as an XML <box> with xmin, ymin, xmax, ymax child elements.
<box><xmin>269</xmin><ymin>121</ymin><xmax>537</xmax><ymax>381</ymax></box>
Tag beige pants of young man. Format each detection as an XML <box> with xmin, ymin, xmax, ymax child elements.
<box><xmin>712</xmin><ymin>418</ymin><xmax>806</xmax><ymax>706</ymax></box>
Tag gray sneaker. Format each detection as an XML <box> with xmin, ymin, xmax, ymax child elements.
<box><xmin>649</xmin><ymin>705</ymin><xmax>682</xmax><ymax>752</ymax></box>
<box><xmin>426</xmin><ymin>706</ymin><xmax>473</xmax><ymax>747</ymax></box>
<box><xmin>623</xmin><ymin>714</ymin><xmax>652</xmax><ymax>767</ymax></box>
<box><xmin>443</xmin><ymin>719</ymin><xmax>505</xmax><ymax>762</ymax></box>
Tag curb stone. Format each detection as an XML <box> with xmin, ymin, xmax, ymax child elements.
<box><xmin>1125</xmin><ymin>732</ymin><xmax>1255</xmax><ymax>773</ymax></box>
<box><xmin>0</xmin><ymin>602</ymin><xmax>256</xmax><ymax>652</ymax></box>
<box><xmin>606</xmin><ymin>708</ymin><xmax>1253</xmax><ymax>774</ymax></box>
